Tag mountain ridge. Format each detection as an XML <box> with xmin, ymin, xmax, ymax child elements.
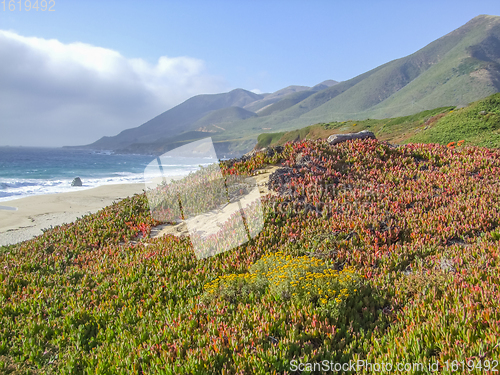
<box><xmin>87</xmin><ymin>88</ymin><xmax>263</xmax><ymax>150</ymax></box>
<box><xmin>78</xmin><ymin>15</ymin><xmax>500</xmax><ymax>156</ymax></box>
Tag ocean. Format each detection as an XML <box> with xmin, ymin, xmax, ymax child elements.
<box><xmin>0</xmin><ymin>147</ymin><xmax>214</xmax><ymax>202</ymax></box>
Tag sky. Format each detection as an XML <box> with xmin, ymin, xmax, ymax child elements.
<box><xmin>1</xmin><ymin>0</ymin><xmax>500</xmax><ymax>147</ymax></box>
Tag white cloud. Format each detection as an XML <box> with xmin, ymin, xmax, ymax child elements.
<box><xmin>250</xmin><ymin>88</ymin><xmax>263</xmax><ymax>95</ymax></box>
<box><xmin>0</xmin><ymin>30</ymin><xmax>229</xmax><ymax>146</ymax></box>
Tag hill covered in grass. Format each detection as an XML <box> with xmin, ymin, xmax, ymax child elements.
<box><xmin>406</xmin><ymin>92</ymin><xmax>500</xmax><ymax>148</ymax></box>
<box><xmin>1</xmin><ymin>137</ymin><xmax>500</xmax><ymax>373</ymax></box>
<box><xmin>256</xmin><ymin>93</ymin><xmax>500</xmax><ymax>150</ymax></box>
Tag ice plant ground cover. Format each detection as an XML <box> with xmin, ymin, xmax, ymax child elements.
<box><xmin>0</xmin><ymin>138</ymin><xmax>500</xmax><ymax>374</ymax></box>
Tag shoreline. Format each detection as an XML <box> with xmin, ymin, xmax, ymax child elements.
<box><xmin>0</xmin><ymin>183</ymin><xmax>146</xmax><ymax>247</ymax></box>
<box><xmin>0</xmin><ymin>165</ymin><xmax>281</xmax><ymax>247</ymax></box>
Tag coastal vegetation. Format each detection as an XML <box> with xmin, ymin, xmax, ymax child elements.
<box><xmin>257</xmin><ymin>93</ymin><xmax>500</xmax><ymax>150</ymax></box>
<box><xmin>1</xmin><ymin>132</ymin><xmax>500</xmax><ymax>373</ymax></box>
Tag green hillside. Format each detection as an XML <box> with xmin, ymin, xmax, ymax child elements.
<box><xmin>255</xmin><ymin>105</ymin><xmax>455</xmax><ymax>148</ymax></box>
<box><xmin>242</xmin><ymin>83</ymin><xmax>338</xmax><ymax>114</ymax></box>
<box><xmin>192</xmin><ymin>106</ymin><xmax>257</xmax><ymax>131</ymax></box>
<box><xmin>256</xmin><ymin>90</ymin><xmax>317</xmax><ymax>117</ymax></box>
<box><xmin>257</xmin><ymin>93</ymin><xmax>500</xmax><ymax>149</ymax></box>
<box><xmin>317</xmin><ymin>15</ymin><xmax>499</xmax><ymax>116</ymax></box>
<box><xmin>241</xmin><ymin>98</ymin><xmax>280</xmax><ymax>113</ymax></box>
<box><xmin>407</xmin><ymin>92</ymin><xmax>500</xmax><ymax>147</ymax></box>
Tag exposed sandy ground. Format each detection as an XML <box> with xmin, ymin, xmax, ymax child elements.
<box><xmin>0</xmin><ymin>183</ymin><xmax>145</xmax><ymax>246</ymax></box>
<box><xmin>150</xmin><ymin>165</ymin><xmax>280</xmax><ymax>239</ymax></box>
<box><xmin>253</xmin><ymin>165</ymin><xmax>280</xmax><ymax>196</ymax></box>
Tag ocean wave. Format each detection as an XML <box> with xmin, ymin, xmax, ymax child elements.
<box><xmin>0</xmin><ymin>148</ymin><xmax>221</xmax><ymax>202</ymax></box>
<box><xmin>0</xmin><ymin>162</ymin><xmax>215</xmax><ymax>202</ymax></box>
<box><xmin>0</xmin><ymin>173</ymin><xmax>145</xmax><ymax>202</ymax></box>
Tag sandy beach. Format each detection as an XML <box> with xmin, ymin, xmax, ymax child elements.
<box><xmin>0</xmin><ymin>183</ymin><xmax>146</xmax><ymax>246</ymax></box>
<box><xmin>0</xmin><ymin>165</ymin><xmax>280</xmax><ymax>247</ymax></box>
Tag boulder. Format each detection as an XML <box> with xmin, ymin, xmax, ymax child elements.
<box><xmin>71</xmin><ymin>177</ymin><xmax>83</xmax><ymax>187</ymax></box>
<box><xmin>243</xmin><ymin>145</ymin><xmax>283</xmax><ymax>160</ymax></box>
<box><xmin>327</xmin><ymin>130</ymin><xmax>376</xmax><ymax>145</ymax></box>
<box><xmin>242</xmin><ymin>149</ymin><xmax>257</xmax><ymax>159</ymax></box>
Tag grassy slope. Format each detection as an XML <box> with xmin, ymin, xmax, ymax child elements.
<box><xmin>406</xmin><ymin>92</ymin><xmax>500</xmax><ymax>148</ymax></box>
<box><xmin>258</xmin><ymin>92</ymin><xmax>500</xmax><ymax>149</ymax></box>
<box><xmin>256</xmin><ymin>90</ymin><xmax>316</xmax><ymax>117</ymax></box>
<box><xmin>258</xmin><ymin>106</ymin><xmax>455</xmax><ymax>148</ymax></box>
<box><xmin>1</xmin><ymin>139</ymin><xmax>500</xmax><ymax>374</ymax></box>
<box><xmin>192</xmin><ymin>106</ymin><xmax>257</xmax><ymax>129</ymax></box>
<box><xmin>241</xmin><ymin>87</ymin><xmax>310</xmax><ymax>114</ymax></box>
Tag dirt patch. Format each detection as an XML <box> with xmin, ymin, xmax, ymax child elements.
<box><xmin>150</xmin><ymin>221</ymin><xmax>189</xmax><ymax>238</ymax></box>
<box><xmin>253</xmin><ymin>165</ymin><xmax>281</xmax><ymax>196</ymax></box>
<box><xmin>424</xmin><ymin>112</ymin><xmax>447</xmax><ymax>126</ymax></box>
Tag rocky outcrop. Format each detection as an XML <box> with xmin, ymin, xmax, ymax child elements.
<box><xmin>327</xmin><ymin>130</ymin><xmax>376</xmax><ymax>145</ymax></box>
<box><xmin>238</xmin><ymin>146</ymin><xmax>284</xmax><ymax>163</ymax></box>
<box><xmin>71</xmin><ymin>177</ymin><xmax>83</xmax><ymax>187</ymax></box>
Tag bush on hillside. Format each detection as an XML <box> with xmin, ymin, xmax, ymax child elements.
<box><xmin>202</xmin><ymin>252</ymin><xmax>364</xmax><ymax>320</ymax></box>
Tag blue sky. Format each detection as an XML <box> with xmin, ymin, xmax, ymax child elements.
<box><xmin>1</xmin><ymin>1</ymin><xmax>500</xmax><ymax>146</ymax></box>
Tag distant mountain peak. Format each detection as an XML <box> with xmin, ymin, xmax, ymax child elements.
<box><xmin>76</xmin><ymin>15</ymin><xmax>500</xmax><ymax>156</ymax></box>
<box><xmin>316</xmin><ymin>79</ymin><xmax>339</xmax><ymax>87</ymax></box>
<box><xmin>312</xmin><ymin>80</ymin><xmax>339</xmax><ymax>91</ymax></box>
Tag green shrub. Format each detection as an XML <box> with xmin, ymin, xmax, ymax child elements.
<box><xmin>292</xmin><ymin>266</ymin><xmax>363</xmax><ymax>319</ymax></box>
